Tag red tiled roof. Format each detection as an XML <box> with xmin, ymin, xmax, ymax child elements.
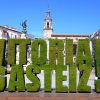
<box><xmin>51</xmin><ymin>34</ymin><xmax>89</xmax><ymax>37</ymax></box>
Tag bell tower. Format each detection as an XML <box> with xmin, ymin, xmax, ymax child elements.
<box><xmin>43</xmin><ymin>8</ymin><xmax>53</xmax><ymax>38</ymax></box>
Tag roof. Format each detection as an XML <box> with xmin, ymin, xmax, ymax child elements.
<box><xmin>0</xmin><ymin>25</ymin><xmax>21</xmax><ymax>34</ymax></box>
<box><xmin>51</xmin><ymin>34</ymin><xmax>89</xmax><ymax>37</ymax></box>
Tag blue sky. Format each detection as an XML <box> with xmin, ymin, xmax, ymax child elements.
<box><xmin>0</xmin><ymin>0</ymin><xmax>100</xmax><ymax>37</ymax></box>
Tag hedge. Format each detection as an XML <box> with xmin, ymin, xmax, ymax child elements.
<box><xmin>49</xmin><ymin>39</ymin><xmax>64</xmax><ymax>65</ymax></box>
<box><xmin>8</xmin><ymin>39</ymin><xmax>31</xmax><ymax>65</ymax></box>
<box><xmin>94</xmin><ymin>39</ymin><xmax>100</xmax><ymax>76</ymax></box>
<box><xmin>8</xmin><ymin>65</ymin><xmax>25</xmax><ymax>92</ymax></box>
<box><xmin>77</xmin><ymin>65</ymin><xmax>92</xmax><ymax>92</ymax></box>
<box><xmin>26</xmin><ymin>64</ymin><xmax>40</xmax><ymax>92</ymax></box>
<box><xmin>66</xmin><ymin>39</ymin><xmax>76</xmax><ymax>92</ymax></box>
<box><xmin>76</xmin><ymin>39</ymin><xmax>92</xmax><ymax>66</ymax></box>
<box><xmin>0</xmin><ymin>66</ymin><xmax>6</xmax><ymax>91</ymax></box>
<box><xmin>69</xmin><ymin>65</ymin><xmax>76</xmax><ymax>92</ymax></box>
<box><xmin>76</xmin><ymin>39</ymin><xmax>92</xmax><ymax>92</ymax></box>
<box><xmin>41</xmin><ymin>65</ymin><xmax>68</xmax><ymax>93</ymax></box>
<box><xmin>41</xmin><ymin>65</ymin><xmax>54</xmax><ymax>92</ymax></box>
<box><xmin>31</xmin><ymin>39</ymin><xmax>47</xmax><ymax>66</ymax></box>
<box><xmin>55</xmin><ymin>65</ymin><xmax>68</xmax><ymax>93</ymax></box>
<box><xmin>0</xmin><ymin>39</ymin><xmax>5</xmax><ymax>65</ymax></box>
<box><xmin>94</xmin><ymin>39</ymin><xmax>100</xmax><ymax>92</ymax></box>
<box><xmin>95</xmin><ymin>80</ymin><xmax>100</xmax><ymax>92</ymax></box>
<box><xmin>66</xmin><ymin>39</ymin><xmax>73</xmax><ymax>65</ymax></box>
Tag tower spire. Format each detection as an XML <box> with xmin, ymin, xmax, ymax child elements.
<box><xmin>43</xmin><ymin>7</ymin><xmax>53</xmax><ymax>38</ymax></box>
<box><xmin>45</xmin><ymin>6</ymin><xmax>52</xmax><ymax>20</ymax></box>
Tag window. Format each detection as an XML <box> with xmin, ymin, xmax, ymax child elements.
<box><xmin>15</xmin><ymin>35</ymin><xmax>17</xmax><ymax>38</ymax></box>
<box><xmin>2</xmin><ymin>30</ymin><xmax>10</xmax><ymax>39</ymax></box>
<box><xmin>47</xmin><ymin>22</ymin><xmax>49</xmax><ymax>28</ymax></box>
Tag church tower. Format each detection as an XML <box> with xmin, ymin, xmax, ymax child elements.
<box><xmin>43</xmin><ymin>8</ymin><xmax>53</xmax><ymax>38</ymax></box>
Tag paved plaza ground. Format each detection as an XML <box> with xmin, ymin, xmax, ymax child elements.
<box><xmin>0</xmin><ymin>92</ymin><xmax>100</xmax><ymax>100</ymax></box>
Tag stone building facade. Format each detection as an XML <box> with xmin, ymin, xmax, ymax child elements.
<box><xmin>0</xmin><ymin>25</ymin><xmax>30</xmax><ymax>39</ymax></box>
<box><xmin>43</xmin><ymin>8</ymin><xmax>89</xmax><ymax>40</ymax></box>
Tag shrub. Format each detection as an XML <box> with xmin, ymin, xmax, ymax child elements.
<box><xmin>41</xmin><ymin>65</ymin><xmax>54</xmax><ymax>92</ymax></box>
<box><xmin>49</xmin><ymin>39</ymin><xmax>64</xmax><ymax>65</ymax></box>
<box><xmin>8</xmin><ymin>65</ymin><xmax>25</xmax><ymax>92</ymax></box>
<box><xmin>0</xmin><ymin>39</ymin><xmax>6</xmax><ymax>65</ymax></box>
<box><xmin>0</xmin><ymin>66</ymin><xmax>6</xmax><ymax>91</ymax></box>
<box><xmin>55</xmin><ymin>65</ymin><xmax>68</xmax><ymax>93</ymax></box>
<box><xmin>76</xmin><ymin>39</ymin><xmax>92</xmax><ymax>92</ymax></box>
<box><xmin>41</xmin><ymin>65</ymin><xmax>68</xmax><ymax>93</ymax></box>
<box><xmin>31</xmin><ymin>39</ymin><xmax>47</xmax><ymax>66</ymax></box>
<box><xmin>66</xmin><ymin>39</ymin><xmax>73</xmax><ymax>65</ymax></box>
<box><xmin>94</xmin><ymin>39</ymin><xmax>100</xmax><ymax>76</ymax></box>
<box><xmin>77</xmin><ymin>65</ymin><xmax>92</xmax><ymax>92</ymax></box>
<box><xmin>76</xmin><ymin>39</ymin><xmax>92</xmax><ymax>66</ymax></box>
<box><xmin>8</xmin><ymin>39</ymin><xmax>31</xmax><ymax>65</ymax></box>
<box><xmin>95</xmin><ymin>80</ymin><xmax>100</xmax><ymax>92</ymax></box>
<box><xmin>94</xmin><ymin>39</ymin><xmax>100</xmax><ymax>92</ymax></box>
<box><xmin>66</xmin><ymin>39</ymin><xmax>76</xmax><ymax>92</ymax></box>
<box><xmin>69</xmin><ymin>65</ymin><xmax>76</xmax><ymax>92</ymax></box>
<box><xmin>26</xmin><ymin>64</ymin><xmax>40</xmax><ymax>92</ymax></box>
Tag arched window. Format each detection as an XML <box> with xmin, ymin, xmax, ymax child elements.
<box><xmin>47</xmin><ymin>22</ymin><xmax>49</xmax><ymax>28</ymax></box>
